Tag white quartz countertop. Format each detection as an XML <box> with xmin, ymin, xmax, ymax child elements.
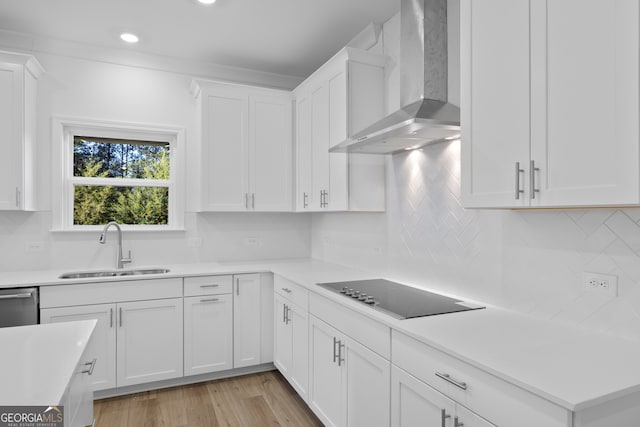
<box><xmin>1</xmin><ymin>259</ymin><xmax>639</xmax><ymax>412</ymax></box>
<box><xmin>0</xmin><ymin>320</ymin><xmax>96</xmax><ymax>405</ymax></box>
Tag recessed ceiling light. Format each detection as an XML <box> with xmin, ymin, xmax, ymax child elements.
<box><xmin>120</xmin><ymin>33</ymin><xmax>139</xmax><ymax>43</ymax></box>
<box><xmin>198</xmin><ymin>0</ymin><xmax>216</xmax><ymax>4</ymax></box>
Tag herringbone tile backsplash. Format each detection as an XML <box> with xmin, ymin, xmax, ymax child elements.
<box><xmin>312</xmin><ymin>141</ymin><xmax>640</xmax><ymax>340</ymax></box>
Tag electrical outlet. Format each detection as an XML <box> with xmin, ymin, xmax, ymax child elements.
<box><xmin>244</xmin><ymin>237</ymin><xmax>259</xmax><ymax>247</ymax></box>
<box><xmin>582</xmin><ymin>272</ymin><xmax>618</xmax><ymax>297</ymax></box>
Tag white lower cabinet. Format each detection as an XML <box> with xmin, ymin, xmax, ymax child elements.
<box><xmin>233</xmin><ymin>273</ymin><xmax>263</xmax><ymax>368</ymax></box>
<box><xmin>183</xmin><ymin>275</ymin><xmax>233</xmax><ymax>376</ymax></box>
<box><xmin>40</xmin><ymin>278</ymin><xmax>184</xmax><ymax>391</ymax></box>
<box><xmin>308</xmin><ymin>315</ymin><xmax>390</xmax><ymax>427</ymax></box>
<box><xmin>274</xmin><ymin>292</ymin><xmax>309</xmax><ymax>399</ymax></box>
<box><xmin>392</xmin><ymin>331</ymin><xmax>570</xmax><ymax>427</ymax></box>
<box><xmin>41</xmin><ymin>303</ymin><xmax>116</xmax><ymax>391</ymax></box>
<box><xmin>116</xmin><ymin>298</ymin><xmax>183</xmax><ymax>387</ymax></box>
<box><xmin>60</xmin><ymin>330</ymin><xmax>95</xmax><ymax>427</ymax></box>
<box><xmin>392</xmin><ymin>365</ymin><xmax>494</xmax><ymax>427</ymax></box>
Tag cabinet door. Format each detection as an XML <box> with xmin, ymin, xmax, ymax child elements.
<box><xmin>273</xmin><ymin>295</ymin><xmax>293</xmax><ymax>376</ymax></box>
<box><xmin>0</xmin><ymin>63</ymin><xmax>23</xmax><ymax>210</ymax></box>
<box><xmin>391</xmin><ymin>366</ymin><xmax>456</xmax><ymax>427</ymax></box>
<box><xmin>310</xmin><ymin>82</ymin><xmax>330</xmax><ymax>210</ymax></box>
<box><xmin>295</xmin><ymin>92</ymin><xmax>313</xmax><ymax>211</ymax></box>
<box><xmin>249</xmin><ymin>93</ymin><xmax>293</xmax><ymax>211</ymax></box>
<box><xmin>233</xmin><ymin>273</ymin><xmax>262</xmax><ymax>368</ymax></box>
<box><xmin>117</xmin><ymin>298</ymin><xmax>183</xmax><ymax>387</ymax></box>
<box><xmin>184</xmin><ymin>294</ymin><xmax>233</xmax><ymax>376</ymax></box>
<box><xmin>460</xmin><ymin>0</ymin><xmax>531</xmax><ymax>208</ymax></box>
<box><xmin>289</xmin><ymin>301</ymin><xmax>309</xmax><ymax>400</ymax></box>
<box><xmin>308</xmin><ymin>316</ymin><xmax>343</xmax><ymax>427</ymax></box>
<box><xmin>41</xmin><ymin>304</ymin><xmax>117</xmax><ymax>391</ymax></box>
<box><xmin>344</xmin><ymin>337</ymin><xmax>390</xmax><ymax>427</ymax></box>
<box><xmin>530</xmin><ymin>0</ymin><xmax>639</xmax><ymax>206</ymax></box>
<box><xmin>202</xmin><ymin>88</ymin><xmax>249</xmax><ymax>211</ymax></box>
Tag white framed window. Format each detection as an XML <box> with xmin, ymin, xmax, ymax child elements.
<box><xmin>52</xmin><ymin>117</ymin><xmax>185</xmax><ymax>231</ymax></box>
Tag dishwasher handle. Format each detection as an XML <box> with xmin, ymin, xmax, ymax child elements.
<box><xmin>0</xmin><ymin>291</ymin><xmax>33</xmax><ymax>300</ymax></box>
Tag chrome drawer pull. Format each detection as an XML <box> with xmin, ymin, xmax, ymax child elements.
<box><xmin>333</xmin><ymin>337</ymin><xmax>339</xmax><ymax>363</ymax></box>
<box><xmin>515</xmin><ymin>162</ymin><xmax>524</xmax><ymax>200</ymax></box>
<box><xmin>435</xmin><ymin>372</ymin><xmax>467</xmax><ymax>390</ymax></box>
<box><xmin>530</xmin><ymin>159</ymin><xmax>540</xmax><ymax>199</ymax></box>
<box><xmin>281</xmin><ymin>288</ymin><xmax>292</xmax><ymax>293</ymax></box>
<box><xmin>441</xmin><ymin>409</ymin><xmax>451</xmax><ymax>427</ymax></box>
<box><xmin>200</xmin><ymin>298</ymin><xmax>220</xmax><ymax>303</ymax></box>
<box><xmin>199</xmin><ymin>284</ymin><xmax>220</xmax><ymax>288</ymax></box>
<box><xmin>81</xmin><ymin>358</ymin><xmax>97</xmax><ymax>375</ymax></box>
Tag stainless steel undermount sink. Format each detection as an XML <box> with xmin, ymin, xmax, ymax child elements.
<box><xmin>59</xmin><ymin>268</ymin><xmax>170</xmax><ymax>279</ymax></box>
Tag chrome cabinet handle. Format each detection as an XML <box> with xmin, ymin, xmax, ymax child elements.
<box><xmin>110</xmin><ymin>308</ymin><xmax>113</xmax><ymax>328</ymax></box>
<box><xmin>333</xmin><ymin>337</ymin><xmax>339</xmax><ymax>363</ymax></box>
<box><xmin>454</xmin><ymin>416</ymin><xmax>464</xmax><ymax>427</ymax></box>
<box><xmin>283</xmin><ymin>304</ymin><xmax>287</xmax><ymax>323</ymax></box>
<box><xmin>285</xmin><ymin>307</ymin><xmax>291</xmax><ymax>324</ymax></box>
<box><xmin>236</xmin><ymin>278</ymin><xmax>240</xmax><ymax>296</ymax></box>
<box><xmin>435</xmin><ymin>372</ymin><xmax>467</xmax><ymax>390</ymax></box>
<box><xmin>82</xmin><ymin>358</ymin><xmax>97</xmax><ymax>375</ymax></box>
<box><xmin>338</xmin><ymin>341</ymin><xmax>345</xmax><ymax>366</ymax></box>
<box><xmin>530</xmin><ymin>160</ymin><xmax>540</xmax><ymax>199</ymax></box>
<box><xmin>200</xmin><ymin>284</ymin><xmax>219</xmax><ymax>288</ymax></box>
<box><xmin>281</xmin><ymin>288</ymin><xmax>292</xmax><ymax>293</ymax></box>
<box><xmin>441</xmin><ymin>409</ymin><xmax>451</xmax><ymax>427</ymax></box>
<box><xmin>119</xmin><ymin>307</ymin><xmax>123</xmax><ymax>327</ymax></box>
<box><xmin>199</xmin><ymin>298</ymin><xmax>220</xmax><ymax>303</ymax></box>
<box><xmin>303</xmin><ymin>192</ymin><xmax>308</xmax><ymax>208</ymax></box>
<box><xmin>515</xmin><ymin>162</ymin><xmax>524</xmax><ymax>200</ymax></box>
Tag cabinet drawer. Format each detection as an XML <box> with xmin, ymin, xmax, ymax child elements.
<box><xmin>392</xmin><ymin>331</ymin><xmax>570</xmax><ymax>427</ymax></box>
<box><xmin>274</xmin><ymin>275</ymin><xmax>308</xmax><ymax>310</ymax></box>
<box><xmin>310</xmin><ymin>292</ymin><xmax>390</xmax><ymax>360</ymax></box>
<box><xmin>184</xmin><ymin>275</ymin><xmax>233</xmax><ymax>296</ymax></box>
<box><xmin>40</xmin><ymin>278</ymin><xmax>183</xmax><ymax>308</ymax></box>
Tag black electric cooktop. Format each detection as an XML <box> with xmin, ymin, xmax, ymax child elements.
<box><xmin>317</xmin><ymin>279</ymin><xmax>484</xmax><ymax>320</ymax></box>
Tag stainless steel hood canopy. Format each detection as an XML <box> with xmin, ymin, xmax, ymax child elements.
<box><xmin>331</xmin><ymin>0</ymin><xmax>460</xmax><ymax>154</ymax></box>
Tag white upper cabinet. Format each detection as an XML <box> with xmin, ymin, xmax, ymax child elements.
<box><xmin>294</xmin><ymin>47</ymin><xmax>387</xmax><ymax>212</ymax></box>
<box><xmin>0</xmin><ymin>51</ymin><xmax>43</xmax><ymax>211</ymax></box>
<box><xmin>192</xmin><ymin>80</ymin><xmax>293</xmax><ymax>212</ymax></box>
<box><xmin>461</xmin><ymin>0</ymin><xmax>640</xmax><ymax>208</ymax></box>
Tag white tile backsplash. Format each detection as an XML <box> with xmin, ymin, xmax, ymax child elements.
<box><xmin>312</xmin><ymin>141</ymin><xmax>640</xmax><ymax>340</ymax></box>
<box><xmin>0</xmin><ymin>211</ymin><xmax>311</xmax><ymax>272</ymax></box>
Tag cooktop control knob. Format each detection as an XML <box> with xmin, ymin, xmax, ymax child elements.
<box><xmin>352</xmin><ymin>291</ymin><xmax>361</xmax><ymax>298</ymax></box>
<box><xmin>345</xmin><ymin>288</ymin><xmax>354</xmax><ymax>296</ymax></box>
<box><xmin>358</xmin><ymin>293</ymin><xmax>368</xmax><ymax>301</ymax></box>
<box><xmin>364</xmin><ymin>296</ymin><xmax>375</xmax><ymax>305</ymax></box>
<box><xmin>340</xmin><ymin>286</ymin><xmax>349</xmax><ymax>294</ymax></box>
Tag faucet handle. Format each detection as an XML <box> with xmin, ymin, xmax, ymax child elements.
<box><xmin>121</xmin><ymin>250</ymin><xmax>133</xmax><ymax>265</ymax></box>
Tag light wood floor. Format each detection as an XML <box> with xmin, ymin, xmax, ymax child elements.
<box><xmin>93</xmin><ymin>371</ymin><xmax>323</xmax><ymax>427</ymax></box>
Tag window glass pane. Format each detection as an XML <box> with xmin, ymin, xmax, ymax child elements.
<box><xmin>73</xmin><ymin>136</ymin><xmax>170</xmax><ymax>179</ymax></box>
<box><xmin>74</xmin><ymin>185</ymin><xmax>169</xmax><ymax>225</ymax></box>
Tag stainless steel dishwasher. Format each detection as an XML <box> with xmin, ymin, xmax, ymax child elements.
<box><xmin>0</xmin><ymin>287</ymin><xmax>39</xmax><ymax>327</ymax></box>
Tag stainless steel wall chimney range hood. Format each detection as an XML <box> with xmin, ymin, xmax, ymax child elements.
<box><xmin>330</xmin><ymin>0</ymin><xmax>460</xmax><ymax>154</ymax></box>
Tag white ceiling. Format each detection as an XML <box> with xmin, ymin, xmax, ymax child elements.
<box><xmin>0</xmin><ymin>0</ymin><xmax>399</xmax><ymax>79</ymax></box>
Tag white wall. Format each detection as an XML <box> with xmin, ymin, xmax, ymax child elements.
<box><xmin>311</xmin><ymin>1</ymin><xmax>640</xmax><ymax>340</ymax></box>
<box><xmin>0</xmin><ymin>49</ymin><xmax>311</xmax><ymax>272</ymax></box>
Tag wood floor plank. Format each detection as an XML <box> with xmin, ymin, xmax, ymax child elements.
<box><xmin>94</xmin><ymin>371</ymin><xmax>322</xmax><ymax>427</ymax></box>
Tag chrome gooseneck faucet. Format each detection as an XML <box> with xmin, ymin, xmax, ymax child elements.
<box><xmin>99</xmin><ymin>221</ymin><xmax>132</xmax><ymax>269</ymax></box>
